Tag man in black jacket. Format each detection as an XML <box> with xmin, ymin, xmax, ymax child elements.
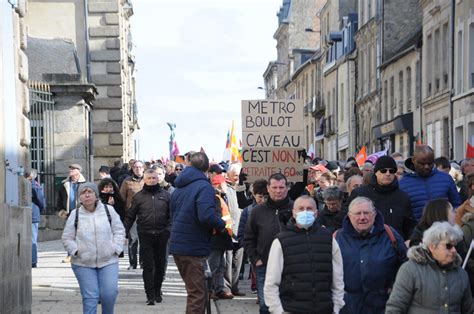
<box><xmin>244</xmin><ymin>173</ymin><xmax>293</xmax><ymax>314</ymax></box>
<box><xmin>348</xmin><ymin>155</ymin><xmax>416</xmax><ymax>239</ymax></box>
<box><xmin>124</xmin><ymin>168</ymin><xmax>171</xmax><ymax>305</ymax></box>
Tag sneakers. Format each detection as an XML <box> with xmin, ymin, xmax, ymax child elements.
<box><xmin>146</xmin><ymin>298</ymin><xmax>155</xmax><ymax>306</ymax></box>
<box><xmin>155</xmin><ymin>294</ymin><xmax>163</xmax><ymax>303</ymax></box>
<box><xmin>61</xmin><ymin>256</ymin><xmax>71</xmax><ymax>263</ymax></box>
<box><xmin>251</xmin><ymin>289</ymin><xmax>258</xmax><ymax>294</ymax></box>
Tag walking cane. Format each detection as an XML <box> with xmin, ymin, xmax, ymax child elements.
<box><xmin>462</xmin><ymin>240</ymin><xmax>474</xmax><ymax>269</ymax></box>
<box><xmin>203</xmin><ymin>260</ymin><xmax>213</xmax><ymax>314</ymax></box>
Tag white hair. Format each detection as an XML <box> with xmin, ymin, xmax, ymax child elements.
<box><xmin>422</xmin><ymin>221</ymin><xmax>463</xmax><ymax>247</ymax></box>
<box><xmin>228</xmin><ymin>163</ymin><xmax>242</xmax><ymax>174</ymax></box>
<box><xmin>348</xmin><ymin>196</ymin><xmax>375</xmax><ymax>213</ymax></box>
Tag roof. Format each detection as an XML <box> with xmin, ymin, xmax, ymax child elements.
<box><xmin>26</xmin><ymin>37</ymin><xmax>81</xmax><ymax>82</ymax></box>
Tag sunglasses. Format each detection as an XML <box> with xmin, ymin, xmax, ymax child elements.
<box><xmin>444</xmin><ymin>243</ymin><xmax>457</xmax><ymax>250</ymax></box>
<box><xmin>175</xmin><ymin>168</ymin><xmax>183</xmax><ymax>171</ymax></box>
<box><xmin>379</xmin><ymin>168</ymin><xmax>397</xmax><ymax>174</ymax></box>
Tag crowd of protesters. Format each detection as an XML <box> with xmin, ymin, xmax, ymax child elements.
<box><xmin>20</xmin><ymin>144</ymin><xmax>472</xmax><ymax>313</ymax></box>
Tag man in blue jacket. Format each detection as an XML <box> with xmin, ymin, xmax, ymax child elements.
<box><xmin>170</xmin><ymin>152</ymin><xmax>225</xmax><ymax>313</ymax></box>
<box><xmin>25</xmin><ymin>169</ymin><xmax>46</xmax><ymax>268</ymax></box>
<box><xmin>399</xmin><ymin>145</ymin><xmax>461</xmax><ymax>221</ymax></box>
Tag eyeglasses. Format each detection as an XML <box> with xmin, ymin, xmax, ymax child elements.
<box><xmin>444</xmin><ymin>243</ymin><xmax>457</xmax><ymax>250</ymax></box>
<box><xmin>379</xmin><ymin>168</ymin><xmax>397</xmax><ymax>174</ymax></box>
<box><xmin>175</xmin><ymin>168</ymin><xmax>183</xmax><ymax>171</ymax></box>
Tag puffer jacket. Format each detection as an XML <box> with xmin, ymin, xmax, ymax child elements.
<box><xmin>348</xmin><ymin>175</ymin><xmax>415</xmax><ymax>239</ymax></box>
<box><xmin>124</xmin><ymin>185</ymin><xmax>171</xmax><ymax>235</ymax></box>
<box><xmin>62</xmin><ymin>202</ymin><xmax>125</xmax><ymax>268</ymax></box>
<box><xmin>385</xmin><ymin>245</ymin><xmax>473</xmax><ymax>313</ymax></box>
<box><xmin>169</xmin><ymin>166</ymin><xmax>225</xmax><ymax>256</ymax></box>
<box><xmin>335</xmin><ymin>213</ymin><xmax>407</xmax><ymax>314</ymax></box>
<box><xmin>399</xmin><ymin>168</ymin><xmax>461</xmax><ymax>221</ymax></box>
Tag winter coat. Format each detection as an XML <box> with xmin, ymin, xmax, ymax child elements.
<box><xmin>458</xmin><ymin>204</ymin><xmax>474</xmax><ymax>294</ymax></box>
<box><xmin>244</xmin><ymin>197</ymin><xmax>293</xmax><ymax>266</ymax></box>
<box><xmin>32</xmin><ymin>180</ymin><xmax>45</xmax><ymax>223</ymax></box>
<box><xmin>348</xmin><ymin>175</ymin><xmax>416</xmax><ymax>239</ymax></box>
<box><xmin>169</xmin><ymin>166</ymin><xmax>225</xmax><ymax>257</ymax></box>
<box><xmin>399</xmin><ymin>168</ymin><xmax>461</xmax><ymax>221</ymax></box>
<box><xmin>123</xmin><ymin>185</ymin><xmax>171</xmax><ymax>236</ymax></box>
<box><xmin>385</xmin><ymin>245</ymin><xmax>473</xmax><ymax>314</ymax></box>
<box><xmin>119</xmin><ymin>175</ymin><xmax>144</xmax><ymax>209</ymax></box>
<box><xmin>56</xmin><ymin>174</ymin><xmax>86</xmax><ymax>213</ymax></box>
<box><xmin>237</xmin><ymin>202</ymin><xmax>257</xmax><ymax>247</ymax></box>
<box><xmin>62</xmin><ymin>202</ymin><xmax>125</xmax><ymax>268</ymax></box>
<box><xmin>316</xmin><ymin>207</ymin><xmax>347</xmax><ymax>233</ymax></box>
<box><xmin>335</xmin><ymin>212</ymin><xmax>407</xmax><ymax>314</ymax></box>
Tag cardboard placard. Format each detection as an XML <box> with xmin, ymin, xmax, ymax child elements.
<box><xmin>241</xmin><ymin>99</ymin><xmax>305</xmax><ymax>182</ymax></box>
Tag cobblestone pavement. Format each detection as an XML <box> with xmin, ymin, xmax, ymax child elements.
<box><xmin>32</xmin><ymin>240</ymin><xmax>259</xmax><ymax>313</ymax></box>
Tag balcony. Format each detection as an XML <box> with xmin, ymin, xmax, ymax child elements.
<box><xmin>324</xmin><ymin>115</ymin><xmax>336</xmax><ymax>137</ymax></box>
<box><xmin>311</xmin><ymin>95</ymin><xmax>324</xmax><ymax>117</ymax></box>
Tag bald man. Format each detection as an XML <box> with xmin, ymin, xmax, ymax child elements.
<box><xmin>399</xmin><ymin>145</ymin><xmax>461</xmax><ymax>221</ymax></box>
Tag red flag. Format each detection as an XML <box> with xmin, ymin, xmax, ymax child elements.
<box><xmin>355</xmin><ymin>146</ymin><xmax>367</xmax><ymax>167</ymax></box>
<box><xmin>467</xmin><ymin>143</ymin><xmax>474</xmax><ymax>158</ymax></box>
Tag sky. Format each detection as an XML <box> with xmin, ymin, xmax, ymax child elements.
<box><xmin>133</xmin><ymin>0</ymin><xmax>282</xmax><ymax>162</ymax></box>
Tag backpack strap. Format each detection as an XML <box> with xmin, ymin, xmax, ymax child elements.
<box><xmin>384</xmin><ymin>224</ymin><xmax>397</xmax><ymax>249</ymax></box>
<box><xmin>74</xmin><ymin>205</ymin><xmax>113</xmax><ymax>236</ymax></box>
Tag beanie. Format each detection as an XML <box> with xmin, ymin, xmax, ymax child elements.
<box><xmin>373</xmin><ymin>155</ymin><xmax>397</xmax><ymax>173</ymax></box>
<box><xmin>78</xmin><ymin>182</ymin><xmax>99</xmax><ymax>197</ymax></box>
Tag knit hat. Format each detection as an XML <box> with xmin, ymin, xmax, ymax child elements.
<box><xmin>373</xmin><ymin>155</ymin><xmax>397</xmax><ymax>173</ymax></box>
<box><xmin>78</xmin><ymin>182</ymin><xmax>99</xmax><ymax>197</ymax></box>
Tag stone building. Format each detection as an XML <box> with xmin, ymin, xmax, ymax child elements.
<box><xmin>452</xmin><ymin>0</ymin><xmax>474</xmax><ymax>160</ymax></box>
<box><xmin>273</xmin><ymin>0</ymin><xmax>324</xmax><ymax>99</ymax></box>
<box><xmin>355</xmin><ymin>0</ymin><xmax>422</xmax><ymax>154</ymax></box>
<box><xmin>420</xmin><ymin>0</ymin><xmax>453</xmax><ymax>157</ymax></box>
<box><xmin>320</xmin><ymin>1</ymin><xmax>358</xmax><ymax>160</ymax></box>
<box><xmin>377</xmin><ymin>32</ymin><xmax>422</xmax><ymax>158</ymax></box>
<box><xmin>24</xmin><ymin>0</ymin><xmax>138</xmax><ymax>183</ymax></box>
<box><xmin>1</xmin><ymin>1</ymin><xmax>33</xmax><ymax>312</ymax></box>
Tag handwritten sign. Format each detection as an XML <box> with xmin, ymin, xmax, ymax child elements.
<box><xmin>241</xmin><ymin>99</ymin><xmax>304</xmax><ymax>182</ymax></box>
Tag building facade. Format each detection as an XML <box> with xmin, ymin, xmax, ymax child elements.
<box><xmin>1</xmin><ymin>0</ymin><xmax>33</xmax><ymax>312</ymax></box>
<box><xmin>452</xmin><ymin>0</ymin><xmax>474</xmax><ymax>160</ymax></box>
<box><xmin>24</xmin><ymin>0</ymin><xmax>138</xmax><ymax>182</ymax></box>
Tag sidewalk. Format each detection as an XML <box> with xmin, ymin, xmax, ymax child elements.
<box><xmin>32</xmin><ymin>240</ymin><xmax>259</xmax><ymax>313</ymax></box>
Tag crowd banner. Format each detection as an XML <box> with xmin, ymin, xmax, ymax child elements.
<box><xmin>241</xmin><ymin>99</ymin><xmax>304</xmax><ymax>182</ymax></box>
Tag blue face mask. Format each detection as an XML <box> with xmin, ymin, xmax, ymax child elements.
<box><xmin>295</xmin><ymin>210</ymin><xmax>315</xmax><ymax>229</ymax></box>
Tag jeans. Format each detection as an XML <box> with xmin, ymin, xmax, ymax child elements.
<box><xmin>138</xmin><ymin>232</ymin><xmax>169</xmax><ymax>298</ymax></box>
<box><xmin>32</xmin><ymin>222</ymin><xmax>39</xmax><ymax>266</ymax></box>
<box><xmin>208</xmin><ymin>249</ymin><xmax>226</xmax><ymax>294</ymax></box>
<box><xmin>173</xmin><ymin>254</ymin><xmax>208</xmax><ymax>314</ymax></box>
<box><xmin>72</xmin><ymin>263</ymin><xmax>119</xmax><ymax>314</ymax></box>
<box><xmin>255</xmin><ymin>265</ymin><xmax>269</xmax><ymax>313</ymax></box>
<box><xmin>224</xmin><ymin>245</ymin><xmax>244</xmax><ymax>293</ymax></box>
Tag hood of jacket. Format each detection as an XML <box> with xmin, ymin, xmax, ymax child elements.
<box><xmin>462</xmin><ymin>209</ymin><xmax>474</xmax><ymax>224</ymax></box>
<box><xmin>408</xmin><ymin>244</ymin><xmax>462</xmax><ymax>270</ymax></box>
<box><xmin>174</xmin><ymin>166</ymin><xmax>209</xmax><ymax>188</ymax></box>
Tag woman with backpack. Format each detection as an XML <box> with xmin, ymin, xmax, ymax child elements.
<box><xmin>62</xmin><ymin>182</ymin><xmax>125</xmax><ymax>314</ymax></box>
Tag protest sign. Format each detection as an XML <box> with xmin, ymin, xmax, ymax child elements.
<box><xmin>241</xmin><ymin>99</ymin><xmax>304</xmax><ymax>182</ymax></box>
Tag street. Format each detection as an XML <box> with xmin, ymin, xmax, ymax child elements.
<box><xmin>32</xmin><ymin>240</ymin><xmax>258</xmax><ymax>313</ymax></box>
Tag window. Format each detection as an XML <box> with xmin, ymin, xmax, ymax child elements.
<box><xmin>457</xmin><ymin>30</ymin><xmax>464</xmax><ymax>93</ymax></box>
<box><xmin>427</xmin><ymin>123</ymin><xmax>433</xmax><ymax>149</ymax></box>
<box><xmin>341</xmin><ymin>83</ymin><xmax>345</xmax><ymax>123</ymax></box>
<box><xmin>442</xmin><ymin>23</ymin><xmax>449</xmax><ymax>89</ymax></box>
<box><xmin>368</xmin><ymin>45</ymin><xmax>372</xmax><ymax>92</ymax></box>
<box><xmin>390</xmin><ymin>76</ymin><xmax>395</xmax><ymax>119</ymax></box>
<box><xmin>426</xmin><ymin>34</ymin><xmax>433</xmax><ymax>96</ymax></box>
<box><xmin>434</xmin><ymin>28</ymin><xmax>440</xmax><ymax>92</ymax></box>
<box><xmin>399</xmin><ymin>71</ymin><xmax>404</xmax><ymax>115</ymax></box>
<box><xmin>407</xmin><ymin>67</ymin><xmax>412</xmax><ymax>112</ymax></box>
<box><xmin>383</xmin><ymin>80</ymin><xmax>388</xmax><ymax>121</ymax></box>
<box><xmin>469</xmin><ymin>23</ymin><xmax>474</xmax><ymax>88</ymax></box>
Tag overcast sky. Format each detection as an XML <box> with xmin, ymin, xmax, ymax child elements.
<box><xmin>133</xmin><ymin>0</ymin><xmax>282</xmax><ymax>161</ymax></box>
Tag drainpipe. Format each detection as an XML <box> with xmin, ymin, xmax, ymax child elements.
<box><xmin>84</xmin><ymin>0</ymin><xmax>93</xmax><ymax>180</ymax></box>
<box><xmin>449</xmin><ymin>0</ymin><xmax>455</xmax><ymax>159</ymax></box>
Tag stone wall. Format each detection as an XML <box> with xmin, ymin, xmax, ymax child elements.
<box><xmin>38</xmin><ymin>215</ymin><xmax>66</xmax><ymax>242</ymax></box>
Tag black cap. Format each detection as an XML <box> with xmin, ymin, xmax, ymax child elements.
<box><xmin>209</xmin><ymin>164</ymin><xmax>224</xmax><ymax>174</ymax></box>
<box><xmin>374</xmin><ymin>156</ymin><xmax>397</xmax><ymax>173</ymax></box>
